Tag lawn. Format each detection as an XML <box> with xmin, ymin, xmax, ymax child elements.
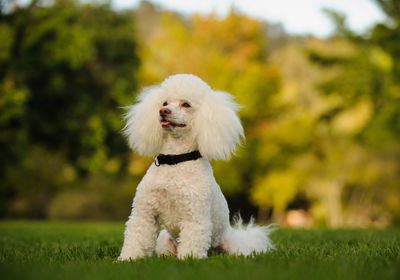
<box><xmin>0</xmin><ymin>221</ymin><xmax>399</xmax><ymax>280</ymax></box>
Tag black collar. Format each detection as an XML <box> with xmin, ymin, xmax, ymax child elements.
<box><xmin>155</xmin><ymin>151</ymin><xmax>202</xmax><ymax>166</ymax></box>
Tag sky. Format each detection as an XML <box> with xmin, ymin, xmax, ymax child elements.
<box><xmin>113</xmin><ymin>0</ymin><xmax>387</xmax><ymax>37</ymax></box>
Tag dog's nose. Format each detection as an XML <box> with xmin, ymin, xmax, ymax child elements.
<box><xmin>159</xmin><ymin>108</ymin><xmax>171</xmax><ymax>116</ymax></box>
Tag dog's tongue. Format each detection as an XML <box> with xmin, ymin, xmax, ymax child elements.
<box><xmin>161</xmin><ymin>121</ymin><xmax>170</xmax><ymax>126</ymax></box>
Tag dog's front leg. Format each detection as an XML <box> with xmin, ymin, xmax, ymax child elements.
<box><xmin>118</xmin><ymin>191</ymin><xmax>160</xmax><ymax>261</ymax></box>
<box><xmin>177</xmin><ymin>201</ymin><xmax>212</xmax><ymax>259</ymax></box>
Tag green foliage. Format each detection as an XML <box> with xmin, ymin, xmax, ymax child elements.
<box><xmin>305</xmin><ymin>1</ymin><xmax>400</xmax><ymax>226</ymax></box>
<box><xmin>322</xmin><ymin>8</ymin><xmax>356</xmax><ymax>38</ymax></box>
<box><xmin>0</xmin><ymin>221</ymin><xmax>399</xmax><ymax>280</ymax></box>
<box><xmin>245</xmin><ymin>1</ymin><xmax>400</xmax><ymax>225</ymax></box>
<box><xmin>0</xmin><ymin>0</ymin><xmax>140</xmax><ymax>218</ymax></box>
<box><xmin>0</xmin><ymin>0</ymin><xmax>139</xmax><ymax>173</ymax></box>
<box><xmin>137</xmin><ymin>9</ymin><xmax>280</xmax><ymax>120</ymax></box>
<box><xmin>374</xmin><ymin>0</ymin><xmax>400</xmax><ymax>22</ymax></box>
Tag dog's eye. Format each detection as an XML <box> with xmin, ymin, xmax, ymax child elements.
<box><xmin>181</xmin><ymin>102</ymin><xmax>191</xmax><ymax>108</ymax></box>
<box><xmin>163</xmin><ymin>102</ymin><xmax>168</xmax><ymax>106</ymax></box>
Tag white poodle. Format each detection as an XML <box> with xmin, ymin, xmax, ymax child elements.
<box><xmin>118</xmin><ymin>74</ymin><xmax>274</xmax><ymax>261</ymax></box>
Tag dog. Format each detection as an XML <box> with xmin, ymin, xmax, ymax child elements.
<box><xmin>118</xmin><ymin>74</ymin><xmax>274</xmax><ymax>260</ymax></box>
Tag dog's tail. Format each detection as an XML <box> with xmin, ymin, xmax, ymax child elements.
<box><xmin>221</xmin><ymin>215</ymin><xmax>276</xmax><ymax>256</ymax></box>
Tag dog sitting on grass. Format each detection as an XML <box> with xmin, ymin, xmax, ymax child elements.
<box><xmin>118</xmin><ymin>74</ymin><xmax>274</xmax><ymax>260</ymax></box>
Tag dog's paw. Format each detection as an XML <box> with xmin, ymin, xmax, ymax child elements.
<box><xmin>117</xmin><ymin>252</ymin><xmax>144</xmax><ymax>262</ymax></box>
<box><xmin>177</xmin><ymin>249</ymin><xmax>208</xmax><ymax>260</ymax></box>
<box><xmin>116</xmin><ymin>255</ymin><xmax>133</xmax><ymax>262</ymax></box>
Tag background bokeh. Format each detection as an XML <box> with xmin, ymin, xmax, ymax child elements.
<box><xmin>1</xmin><ymin>0</ymin><xmax>399</xmax><ymax>227</ymax></box>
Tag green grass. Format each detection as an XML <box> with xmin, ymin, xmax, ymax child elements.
<box><xmin>0</xmin><ymin>221</ymin><xmax>399</xmax><ymax>280</ymax></box>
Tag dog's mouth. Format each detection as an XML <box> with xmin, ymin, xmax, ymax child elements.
<box><xmin>160</xmin><ymin>118</ymin><xmax>186</xmax><ymax>128</ymax></box>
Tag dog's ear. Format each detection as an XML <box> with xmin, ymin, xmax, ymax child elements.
<box><xmin>123</xmin><ymin>86</ymin><xmax>164</xmax><ymax>156</ymax></box>
<box><xmin>194</xmin><ymin>90</ymin><xmax>244</xmax><ymax>160</ymax></box>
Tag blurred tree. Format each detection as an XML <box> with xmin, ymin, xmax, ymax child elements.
<box><xmin>251</xmin><ymin>0</ymin><xmax>400</xmax><ymax>225</ymax></box>
<box><xmin>251</xmin><ymin>31</ymin><xmax>400</xmax><ymax>226</ymax></box>
<box><xmin>0</xmin><ymin>0</ymin><xmax>139</xmax><ymax>217</ymax></box>
<box><xmin>374</xmin><ymin>0</ymin><xmax>400</xmax><ymax>22</ymax></box>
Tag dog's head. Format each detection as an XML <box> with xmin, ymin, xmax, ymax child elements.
<box><xmin>123</xmin><ymin>74</ymin><xmax>244</xmax><ymax>160</ymax></box>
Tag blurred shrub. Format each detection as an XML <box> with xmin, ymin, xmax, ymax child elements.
<box><xmin>48</xmin><ymin>174</ymin><xmax>138</xmax><ymax>220</ymax></box>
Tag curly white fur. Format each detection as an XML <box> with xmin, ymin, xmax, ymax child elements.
<box><xmin>118</xmin><ymin>74</ymin><xmax>274</xmax><ymax>261</ymax></box>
